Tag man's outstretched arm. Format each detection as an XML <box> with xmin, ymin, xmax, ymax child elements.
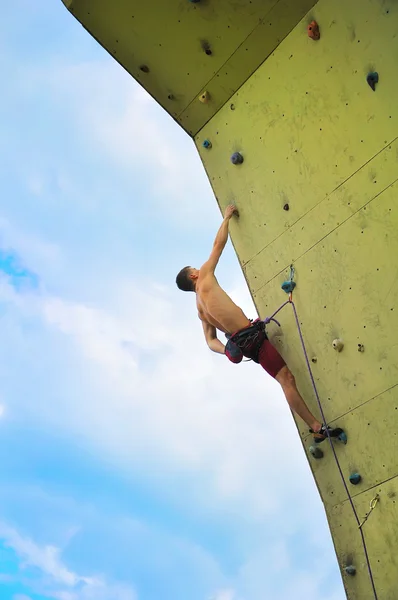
<box><xmin>202</xmin><ymin>321</ymin><xmax>225</xmax><ymax>354</ymax></box>
<box><xmin>201</xmin><ymin>204</ymin><xmax>239</xmax><ymax>274</ymax></box>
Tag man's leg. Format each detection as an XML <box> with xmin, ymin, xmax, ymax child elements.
<box><xmin>257</xmin><ymin>339</ymin><xmax>345</xmax><ymax>442</ymax></box>
<box><xmin>258</xmin><ymin>340</ymin><xmax>321</xmax><ymax>431</ymax></box>
<box><xmin>275</xmin><ymin>366</ymin><xmax>321</xmax><ymax>431</ymax></box>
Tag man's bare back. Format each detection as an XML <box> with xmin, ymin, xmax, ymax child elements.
<box><xmin>196</xmin><ymin>272</ymin><xmax>250</xmax><ymax>335</ymax></box>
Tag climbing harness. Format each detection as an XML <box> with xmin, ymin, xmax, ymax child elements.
<box><xmin>228</xmin><ymin>319</ymin><xmax>267</xmax><ymax>363</ymax></box>
<box><xmin>262</xmin><ymin>269</ymin><xmax>379</xmax><ymax>600</ymax></box>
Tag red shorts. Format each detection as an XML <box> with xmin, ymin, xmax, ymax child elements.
<box><xmin>256</xmin><ymin>339</ymin><xmax>286</xmax><ymax>379</ymax></box>
<box><xmin>228</xmin><ymin>320</ymin><xmax>286</xmax><ymax>379</ymax></box>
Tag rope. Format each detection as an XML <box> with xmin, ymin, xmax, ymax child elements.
<box><xmin>263</xmin><ymin>295</ymin><xmax>378</xmax><ymax>599</ymax></box>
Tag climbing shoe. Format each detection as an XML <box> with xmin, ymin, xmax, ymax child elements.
<box><xmin>310</xmin><ymin>424</ymin><xmax>347</xmax><ymax>445</ymax></box>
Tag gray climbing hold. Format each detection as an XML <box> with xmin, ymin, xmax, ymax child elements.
<box><xmin>367</xmin><ymin>72</ymin><xmax>379</xmax><ymax>91</ymax></box>
<box><xmin>309</xmin><ymin>445</ymin><xmax>324</xmax><ymax>459</ymax></box>
<box><xmin>345</xmin><ymin>565</ymin><xmax>356</xmax><ymax>576</ymax></box>
<box><xmin>201</xmin><ymin>41</ymin><xmax>212</xmax><ymax>55</ymax></box>
<box><xmin>231</xmin><ymin>152</ymin><xmax>244</xmax><ymax>165</ymax></box>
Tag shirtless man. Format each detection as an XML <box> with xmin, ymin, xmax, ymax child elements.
<box><xmin>176</xmin><ymin>204</ymin><xmax>344</xmax><ymax>443</ymax></box>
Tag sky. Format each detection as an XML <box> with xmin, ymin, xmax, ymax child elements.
<box><xmin>0</xmin><ymin>2</ymin><xmax>346</xmax><ymax>599</ymax></box>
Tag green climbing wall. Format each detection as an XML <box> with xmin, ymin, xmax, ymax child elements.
<box><xmin>61</xmin><ymin>0</ymin><xmax>398</xmax><ymax>598</ymax></box>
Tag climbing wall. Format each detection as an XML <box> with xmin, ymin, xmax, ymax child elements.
<box><xmin>196</xmin><ymin>1</ymin><xmax>398</xmax><ymax>597</ymax></box>
<box><xmin>62</xmin><ymin>0</ymin><xmax>398</xmax><ymax>598</ymax></box>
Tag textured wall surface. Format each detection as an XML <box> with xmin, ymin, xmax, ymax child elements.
<box><xmin>196</xmin><ymin>2</ymin><xmax>398</xmax><ymax>597</ymax></box>
<box><xmin>62</xmin><ymin>0</ymin><xmax>398</xmax><ymax>597</ymax></box>
<box><xmin>61</xmin><ymin>0</ymin><xmax>316</xmax><ymax>135</ymax></box>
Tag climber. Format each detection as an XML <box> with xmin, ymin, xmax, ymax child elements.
<box><xmin>175</xmin><ymin>204</ymin><xmax>344</xmax><ymax>444</ymax></box>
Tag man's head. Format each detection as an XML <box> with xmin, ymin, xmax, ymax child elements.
<box><xmin>176</xmin><ymin>266</ymin><xmax>199</xmax><ymax>292</ymax></box>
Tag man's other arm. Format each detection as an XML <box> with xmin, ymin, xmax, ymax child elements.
<box><xmin>202</xmin><ymin>321</ymin><xmax>225</xmax><ymax>355</ymax></box>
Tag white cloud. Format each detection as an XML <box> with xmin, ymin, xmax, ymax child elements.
<box><xmin>26</xmin><ymin>58</ymin><xmax>217</xmax><ymax>227</ymax></box>
<box><xmin>0</xmin><ymin>522</ymin><xmax>91</xmax><ymax>587</ymax></box>
<box><xmin>236</xmin><ymin>541</ymin><xmax>343</xmax><ymax>600</ymax></box>
<box><xmin>0</xmin><ymin>522</ymin><xmax>136</xmax><ymax>600</ymax></box>
<box><xmin>211</xmin><ymin>590</ymin><xmax>237</xmax><ymax>600</ymax></box>
<box><xmin>51</xmin><ymin>592</ymin><xmax>76</xmax><ymax>600</ymax></box>
<box><xmin>0</xmin><ymin>404</ymin><xmax>5</xmax><ymax>418</ymax></box>
<box><xmin>0</xmin><ymin>215</ymin><xmax>61</xmax><ymax>277</ymax></box>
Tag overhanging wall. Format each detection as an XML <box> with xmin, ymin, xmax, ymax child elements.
<box><xmin>61</xmin><ymin>0</ymin><xmax>317</xmax><ymax>135</ymax></box>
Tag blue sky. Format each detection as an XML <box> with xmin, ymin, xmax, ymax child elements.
<box><xmin>0</xmin><ymin>2</ymin><xmax>345</xmax><ymax>599</ymax></box>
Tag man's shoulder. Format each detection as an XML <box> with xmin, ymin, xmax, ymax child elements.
<box><xmin>197</xmin><ymin>276</ymin><xmax>214</xmax><ymax>296</ymax></box>
<box><xmin>198</xmin><ymin>267</ymin><xmax>216</xmax><ymax>283</ymax></box>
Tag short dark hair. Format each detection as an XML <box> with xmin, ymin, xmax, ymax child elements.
<box><xmin>176</xmin><ymin>266</ymin><xmax>194</xmax><ymax>292</ymax></box>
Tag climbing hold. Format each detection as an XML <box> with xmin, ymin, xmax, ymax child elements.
<box><xmin>189</xmin><ymin>0</ymin><xmax>201</xmax><ymax>3</ymax></box>
<box><xmin>201</xmin><ymin>41</ymin><xmax>212</xmax><ymax>56</ymax></box>
<box><xmin>307</xmin><ymin>20</ymin><xmax>320</xmax><ymax>40</ymax></box>
<box><xmin>167</xmin><ymin>94</ymin><xmax>174</xmax><ymax>100</ymax></box>
<box><xmin>367</xmin><ymin>72</ymin><xmax>379</xmax><ymax>91</ymax></box>
<box><xmin>230</xmin><ymin>152</ymin><xmax>244</xmax><ymax>165</ymax></box>
<box><xmin>345</xmin><ymin>565</ymin><xmax>356</xmax><ymax>576</ymax></box>
<box><xmin>282</xmin><ymin>264</ymin><xmax>296</xmax><ymax>294</ymax></box>
<box><xmin>309</xmin><ymin>445</ymin><xmax>324</xmax><ymax>459</ymax></box>
<box><xmin>202</xmin><ymin>139</ymin><xmax>212</xmax><ymax>149</ymax></box>
<box><xmin>311</xmin><ymin>357</ymin><xmax>317</xmax><ymax>364</ymax></box>
<box><xmin>332</xmin><ymin>338</ymin><xmax>344</xmax><ymax>352</ymax></box>
<box><xmin>283</xmin><ymin>203</ymin><xmax>289</xmax><ymax>211</ymax></box>
<box><xmin>349</xmin><ymin>472</ymin><xmax>362</xmax><ymax>485</ymax></box>
<box><xmin>338</xmin><ymin>431</ymin><xmax>348</xmax><ymax>444</ymax></box>
<box><xmin>139</xmin><ymin>65</ymin><xmax>150</xmax><ymax>73</ymax></box>
<box><xmin>358</xmin><ymin>343</ymin><xmax>364</xmax><ymax>352</ymax></box>
<box><xmin>199</xmin><ymin>91</ymin><xmax>210</xmax><ymax>104</ymax></box>
<box><xmin>281</xmin><ymin>280</ymin><xmax>296</xmax><ymax>293</ymax></box>
<box><xmin>230</xmin><ymin>103</ymin><xmax>235</xmax><ymax>111</ymax></box>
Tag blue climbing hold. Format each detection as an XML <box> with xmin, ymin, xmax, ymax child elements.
<box><xmin>230</xmin><ymin>152</ymin><xmax>244</xmax><ymax>165</ymax></box>
<box><xmin>202</xmin><ymin>139</ymin><xmax>212</xmax><ymax>149</ymax></box>
<box><xmin>281</xmin><ymin>280</ymin><xmax>296</xmax><ymax>294</ymax></box>
<box><xmin>338</xmin><ymin>430</ymin><xmax>348</xmax><ymax>444</ymax></box>
<box><xmin>349</xmin><ymin>472</ymin><xmax>361</xmax><ymax>485</ymax></box>
<box><xmin>345</xmin><ymin>565</ymin><xmax>356</xmax><ymax>576</ymax></box>
<box><xmin>367</xmin><ymin>72</ymin><xmax>379</xmax><ymax>91</ymax></box>
<box><xmin>282</xmin><ymin>265</ymin><xmax>296</xmax><ymax>293</ymax></box>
